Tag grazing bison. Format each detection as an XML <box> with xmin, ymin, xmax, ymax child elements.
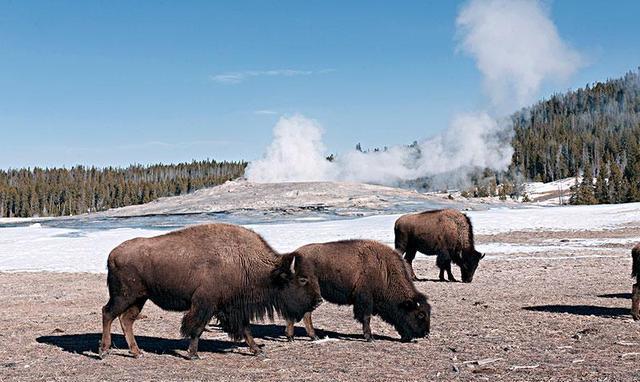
<box><xmin>394</xmin><ymin>209</ymin><xmax>484</xmax><ymax>283</ymax></box>
<box><xmin>99</xmin><ymin>223</ymin><xmax>322</xmax><ymax>359</ymax></box>
<box><xmin>284</xmin><ymin>240</ymin><xmax>430</xmax><ymax>342</ymax></box>
<box><xmin>632</xmin><ymin>244</ymin><xmax>640</xmax><ymax>320</ymax></box>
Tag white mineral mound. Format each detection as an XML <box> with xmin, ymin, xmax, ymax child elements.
<box><xmin>101</xmin><ymin>179</ymin><xmax>456</xmax><ymax>217</ymax></box>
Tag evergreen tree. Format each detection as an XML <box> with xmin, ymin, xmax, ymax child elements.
<box><xmin>572</xmin><ymin>163</ymin><xmax>597</xmax><ymax>205</ymax></box>
<box><xmin>594</xmin><ymin>160</ymin><xmax>609</xmax><ymax>204</ymax></box>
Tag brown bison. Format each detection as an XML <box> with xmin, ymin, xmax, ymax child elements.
<box><xmin>284</xmin><ymin>240</ymin><xmax>430</xmax><ymax>342</ymax></box>
<box><xmin>632</xmin><ymin>244</ymin><xmax>640</xmax><ymax>320</ymax></box>
<box><xmin>394</xmin><ymin>209</ymin><xmax>484</xmax><ymax>283</ymax></box>
<box><xmin>99</xmin><ymin>223</ymin><xmax>322</xmax><ymax>359</ymax></box>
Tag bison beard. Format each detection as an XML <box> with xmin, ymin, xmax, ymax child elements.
<box><xmin>98</xmin><ymin>223</ymin><xmax>321</xmax><ymax>359</ymax></box>
<box><xmin>284</xmin><ymin>240</ymin><xmax>431</xmax><ymax>342</ymax></box>
<box><xmin>394</xmin><ymin>209</ymin><xmax>484</xmax><ymax>283</ymax></box>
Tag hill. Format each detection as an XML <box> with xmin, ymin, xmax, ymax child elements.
<box><xmin>509</xmin><ymin>68</ymin><xmax>640</xmax><ymax>204</ymax></box>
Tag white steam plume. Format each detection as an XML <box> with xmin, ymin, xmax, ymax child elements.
<box><xmin>247</xmin><ymin>0</ymin><xmax>582</xmax><ymax>186</ymax></box>
<box><xmin>246</xmin><ymin>115</ymin><xmax>333</xmax><ymax>182</ymax></box>
<box><xmin>456</xmin><ymin>0</ymin><xmax>583</xmax><ymax>111</ymax></box>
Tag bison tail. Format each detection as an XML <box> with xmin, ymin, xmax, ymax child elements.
<box><xmin>394</xmin><ymin>225</ymin><xmax>407</xmax><ymax>254</ymax></box>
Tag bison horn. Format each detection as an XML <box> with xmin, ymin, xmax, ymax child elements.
<box><xmin>481</xmin><ymin>253</ymin><xmax>485</xmax><ymax>259</ymax></box>
<box><xmin>290</xmin><ymin>256</ymin><xmax>296</xmax><ymax>274</ymax></box>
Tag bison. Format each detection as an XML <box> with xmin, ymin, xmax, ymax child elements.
<box><xmin>99</xmin><ymin>223</ymin><xmax>322</xmax><ymax>359</ymax></box>
<box><xmin>394</xmin><ymin>209</ymin><xmax>484</xmax><ymax>283</ymax></box>
<box><xmin>632</xmin><ymin>244</ymin><xmax>640</xmax><ymax>320</ymax></box>
<box><xmin>284</xmin><ymin>240</ymin><xmax>430</xmax><ymax>342</ymax></box>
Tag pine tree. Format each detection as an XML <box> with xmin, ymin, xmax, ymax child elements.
<box><xmin>608</xmin><ymin>163</ymin><xmax>625</xmax><ymax>204</ymax></box>
<box><xmin>594</xmin><ymin>160</ymin><xmax>609</xmax><ymax>204</ymax></box>
<box><xmin>573</xmin><ymin>163</ymin><xmax>597</xmax><ymax>205</ymax></box>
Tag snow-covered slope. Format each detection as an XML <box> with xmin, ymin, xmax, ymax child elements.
<box><xmin>1</xmin><ymin>202</ymin><xmax>640</xmax><ymax>273</ymax></box>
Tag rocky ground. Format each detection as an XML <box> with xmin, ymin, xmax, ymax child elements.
<box><xmin>1</xmin><ymin>226</ymin><xmax>639</xmax><ymax>381</ymax></box>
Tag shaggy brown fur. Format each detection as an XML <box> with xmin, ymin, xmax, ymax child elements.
<box><xmin>631</xmin><ymin>244</ymin><xmax>640</xmax><ymax>320</ymax></box>
<box><xmin>285</xmin><ymin>240</ymin><xmax>430</xmax><ymax>342</ymax></box>
<box><xmin>394</xmin><ymin>209</ymin><xmax>484</xmax><ymax>282</ymax></box>
<box><xmin>99</xmin><ymin>223</ymin><xmax>322</xmax><ymax>359</ymax></box>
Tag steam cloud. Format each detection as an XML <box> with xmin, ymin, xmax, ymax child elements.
<box><xmin>456</xmin><ymin>0</ymin><xmax>583</xmax><ymax>112</ymax></box>
<box><xmin>246</xmin><ymin>0</ymin><xmax>583</xmax><ymax>187</ymax></box>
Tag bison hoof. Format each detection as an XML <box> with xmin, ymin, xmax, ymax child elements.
<box><xmin>187</xmin><ymin>353</ymin><xmax>200</xmax><ymax>360</ymax></box>
<box><xmin>286</xmin><ymin>336</ymin><xmax>295</xmax><ymax>342</ymax></box>
<box><xmin>251</xmin><ymin>348</ymin><xmax>265</xmax><ymax>356</ymax></box>
<box><xmin>130</xmin><ymin>350</ymin><xmax>143</xmax><ymax>358</ymax></box>
<box><xmin>98</xmin><ymin>342</ymin><xmax>110</xmax><ymax>359</ymax></box>
<box><xmin>632</xmin><ymin>313</ymin><xmax>640</xmax><ymax>321</ymax></box>
<box><xmin>364</xmin><ymin>334</ymin><xmax>374</xmax><ymax>342</ymax></box>
<box><xmin>310</xmin><ymin>335</ymin><xmax>320</xmax><ymax>341</ymax></box>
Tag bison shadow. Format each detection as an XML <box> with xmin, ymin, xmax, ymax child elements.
<box><xmin>37</xmin><ymin>324</ymin><xmax>402</xmax><ymax>359</ymax></box>
<box><xmin>597</xmin><ymin>293</ymin><xmax>632</xmax><ymax>299</ymax></box>
<box><xmin>523</xmin><ymin>304</ymin><xmax>630</xmax><ymax>318</ymax></box>
<box><xmin>36</xmin><ymin>333</ymin><xmax>245</xmax><ymax>360</ymax></box>
<box><xmin>249</xmin><ymin>323</ymin><xmax>402</xmax><ymax>343</ymax></box>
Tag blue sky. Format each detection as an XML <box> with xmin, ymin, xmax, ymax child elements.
<box><xmin>1</xmin><ymin>0</ymin><xmax>639</xmax><ymax>169</ymax></box>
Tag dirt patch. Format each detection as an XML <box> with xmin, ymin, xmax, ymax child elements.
<box><xmin>1</xmin><ymin>234</ymin><xmax>640</xmax><ymax>381</ymax></box>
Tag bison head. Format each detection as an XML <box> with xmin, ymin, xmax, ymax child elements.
<box><xmin>460</xmin><ymin>250</ymin><xmax>484</xmax><ymax>283</ymax></box>
<box><xmin>271</xmin><ymin>253</ymin><xmax>322</xmax><ymax>322</ymax></box>
<box><xmin>396</xmin><ymin>293</ymin><xmax>431</xmax><ymax>342</ymax></box>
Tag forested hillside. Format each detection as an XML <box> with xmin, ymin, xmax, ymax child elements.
<box><xmin>509</xmin><ymin>68</ymin><xmax>640</xmax><ymax>204</ymax></box>
<box><xmin>0</xmin><ymin>160</ymin><xmax>246</xmax><ymax>217</ymax></box>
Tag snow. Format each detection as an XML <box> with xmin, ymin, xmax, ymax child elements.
<box><xmin>1</xmin><ymin>202</ymin><xmax>639</xmax><ymax>273</ymax></box>
<box><xmin>522</xmin><ymin>177</ymin><xmax>576</xmax><ymax>205</ymax></box>
<box><xmin>468</xmin><ymin>203</ymin><xmax>640</xmax><ymax>234</ymax></box>
<box><xmin>0</xmin><ymin>226</ymin><xmax>160</xmax><ymax>273</ymax></box>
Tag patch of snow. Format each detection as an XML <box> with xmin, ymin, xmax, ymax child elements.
<box><xmin>0</xmin><ymin>202</ymin><xmax>639</xmax><ymax>273</ymax></box>
<box><xmin>0</xmin><ymin>227</ymin><xmax>160</xmax><ymax>273</ymax></box>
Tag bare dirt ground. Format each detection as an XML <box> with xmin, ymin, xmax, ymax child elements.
<box><xmin>2</xmin><ymin>229</ymin><xmax>640</xmax><ymax>381</ymax></box>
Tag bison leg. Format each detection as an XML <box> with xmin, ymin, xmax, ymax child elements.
<box><xmin>100</xmin><ymin>296</ymin><xmax>134</xmax><ymax>358</ymax></box>
<box><xmin>632</xmin><ymin>283</ymin><xmax>640</xmax><ymax>320</ymax></box>
<box><xmin>438</xmin><ymin>268</ymin><xmax>446</xmax><ymax>282</ymax></box>
<box><xmin>353</xmin><ymin>293</ymin><xmax>374</xmax><ymax>341</ymax></box>
<box><xmin>243</xmin><ymin>327</ymin><xmax>263</xmax><ymax>355</ymax></box>
<box><xmin>436</xmin><ymin>252</ymin><xmax>456</xmax><ymax>282</ymax></box>
<box><xmin>118</xmin><ymin>299</ymin><xmax>147</xmax><ymax>358</ymax></box>
<box><xmin>181</xmin><ymin>298</ymin><xmax>216</xmax><ymax>360</ymax></box>
<box><xmin>404</xmin><ymin>247</ymin><xmax>419</xmax><ymax>281</ymax></box>
<box><xmin>285</xmin><ymin>320</ymin><xmax>296</xmax><ymax>341</ymax></box>
<box><xmin>302</xmin><ymin>312</ymin><xmax>319</xmax><ymax>340</ymax></box>
<box><xmin>362</xmin><ymin>315</ymin><xmax>373</xmax><ymax>342</ymax></box>
<box><xmin>446</xmin><ymin>264</ymin><xmax>457</xmax><ymax>282</ymax></box>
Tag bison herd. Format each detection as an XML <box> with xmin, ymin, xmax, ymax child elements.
<box><xmin>98</xmin><ymin>208</ymin><xmax>639</xmax><ymax>359</ymax></box>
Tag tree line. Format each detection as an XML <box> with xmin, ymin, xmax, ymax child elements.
<box><xmin>509</xmin><ymin>68</ymin><xmax>640</xmax><ymax>205</ymax></box>
<box><xmin>0</xmin><ymin>160</ymin><xmax>246</xmax><ymax>217</ymax></box>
